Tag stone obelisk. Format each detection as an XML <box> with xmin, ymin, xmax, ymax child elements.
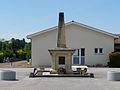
<box><xmin>48</xmin><ymin>12</ymin><xmax>75</xmax><ymax>73</ymax></box>
<box><xmin>57</xmin><ymin>12</ymin><xmax>66</xmax><ymax>48</ymax></box>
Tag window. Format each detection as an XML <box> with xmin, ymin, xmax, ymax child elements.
<box><xmin>95</xmin><ymin>48</ymin><xmax>98</xmax><ymax>53</ymax></box>
<box><xmin>99</xmin><ymin>48</ymin><xmax>103</xmax><ymax>53</ymax></box>
<box><xmin>81</xmin><ymin>48</ymin><xmax>85</xmax><ymax>56</ymax></box>
<box><xmin>73</xmin><ymin>48</ymin><xmax>85</xmax><ymax>65</ymax></box>
<box><xmin>94</xmin><ymin>48</ymin><xmax>103</xmax><ymax>54</ymax></box>
<box><xmin>59</xmin><ymin>56</ymin><xmax>65</xmax><ymax>65</ymax></box>
<box><xmin>73</xmin><ymin>49</ymin><xmax>79</xmax><ymax>56</ymax></box>
<box><xmin>73</xmin><ymin>49</ymin><xmax>79</xmax><ymax>64</ymax></box>
<box><xmin>73</xmin><ymin>56</ymin><xmax>79</xmax><ymax>64</ymax></box>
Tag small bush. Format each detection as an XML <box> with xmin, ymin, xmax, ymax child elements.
<box><xmin>0</xmin><ymin>52</ymin><xmax>4</xmax><ymax>63</ymax></box>
<box><xmin>108</xmin><ymin>52</ymin><xmax>120</xmax><ymax>67</ymax></box>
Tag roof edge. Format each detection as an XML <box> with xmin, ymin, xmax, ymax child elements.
<box><xmin>27</xmin><ymin>21</ymin><xmax>119</xmax><ymax>39</ymax></box>
<box><xmin>71</xmin><ymin>21</ymin><xmax>118</xmax><ymax>38</ymax></box>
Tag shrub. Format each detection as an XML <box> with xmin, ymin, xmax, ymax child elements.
<box><xmin>0</xmin><ymin>52</ymin><xmax>4</xmax><ymax>63</ymax></box>
<box><xmin>108</xmin><ymin>52</ymin><xmax>120</xmax><ymax>67</ymax></box>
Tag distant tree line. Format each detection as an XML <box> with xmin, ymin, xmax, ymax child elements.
<box><xmin>0</xmin><ymin>38</ymin><xmax>31</xmax><ymax>63</ymax></box>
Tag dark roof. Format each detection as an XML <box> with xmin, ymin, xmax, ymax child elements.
<box><xmin>115</xmin><ymin>34</ymin><xmax>120</xmax><ymax>43</ymax></box>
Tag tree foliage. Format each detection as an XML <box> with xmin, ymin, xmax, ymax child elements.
<box><xmin>0</xmin><ymin>38</ymin><xmax>31</xmax><ymax>63</ymax></box>
<box><xmin>24</xmin><ymin>43</ymin><xmax>31</xmax><ymax>62</ymax></box>
<box><xmin>108</xmin><ymin>52</ymin><xmax>120</xmax><ymax>67</ymax></box>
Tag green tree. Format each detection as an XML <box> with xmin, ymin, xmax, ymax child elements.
<box><xmin>24</xmin><ymin>43</ymin><xmax>31</xmax><ymax>62</ymax></box>
<box><xmin>0</xmin><ymin>38</ymin><xmax>31</xmax><ymax>62</ymax></box>
<box><xmin>0</xmin><ymin>52</ymin><xmax>4</xmax><ymax>63</ymax></box>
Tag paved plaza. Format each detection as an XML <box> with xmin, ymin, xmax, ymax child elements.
<box><xmin>0</xmin><ymin>68</ymin><xmax>120</xmax><ymax>90</ymax></box>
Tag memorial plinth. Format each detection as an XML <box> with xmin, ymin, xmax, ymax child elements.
<box><xmin>48</xmin><ymin>12</ymin><xmax>75</xmax><ymax>74</ymax></box>
<box><xmin>48</xmin><ymin>48</ymin><xmax>75</xmax><ymax>73</ymax></box>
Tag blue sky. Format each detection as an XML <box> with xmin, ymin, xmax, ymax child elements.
<box><xmin>0</xmin><ymin>0</ymin><xmax>120</xmax><ymax>41</ymax></box>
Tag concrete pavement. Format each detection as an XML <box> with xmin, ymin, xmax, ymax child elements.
<box><xmin>0</xmin><ymin>68</ymin><xmax>120</xmax><ymax>90</ymax></box>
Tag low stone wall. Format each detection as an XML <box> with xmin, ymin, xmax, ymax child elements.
<box><xmin>107</xmin><ymin>71</ymin><xmax>120</xmax><ymax>81</ymax></box>
<box><xmin>0</xmin><ymin>70</ymin><xmax>16</xmax><ymax>80</ymax></box>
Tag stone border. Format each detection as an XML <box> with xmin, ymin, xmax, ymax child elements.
<box><xmin>107</xmin><ymin>71</ymin><xmax>120</xmax><ymax>81</ymax></box>
<box><xmin>0</xmin><ymin>70</ymin><xmax>16</xmax><ymax>80</ymax></box>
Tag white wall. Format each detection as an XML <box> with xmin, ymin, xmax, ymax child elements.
<box><xmin>66</xmin><ymin>24</ymin><xmax>114</xmax><ymax>65</ymax></box>
<box><xmin>32</xmin><ymin>29</ymin><xmax>57</xmax><ymax>67</ymax></box>
<box><xmin>31</xmin><ymin>24</ymin><xmax>114</xmax><ymax>67</ymax></box>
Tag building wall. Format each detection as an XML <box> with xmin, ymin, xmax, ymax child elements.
<box><xmin>32</xmin><ymin>29</ymin><xmax>57</xmax><ymax>67</ymax></box>
<box><xmin>31</xmin><ymin>24</ymin><xmax>114</xmax><ymax>67</ymax></box>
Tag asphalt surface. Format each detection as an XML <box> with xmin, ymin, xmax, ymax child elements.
<box><xmin>0</xmin><ymin>68</ymin><xmax>120</xmax><ymax>90</ymax></box>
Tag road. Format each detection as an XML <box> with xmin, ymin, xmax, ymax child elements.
<box><xmin>0</xmin><ymin>60</ymin><xmax>31</xmax><ymax>68</ymax></box>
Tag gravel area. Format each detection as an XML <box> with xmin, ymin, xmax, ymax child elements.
<box><xmin>0</xmin><ymin>68</ymin><xmax>120</xmax><ymax>90</ymax></box>
<box><xmin>0</xmin><ymin>61</ymin><xmax>31</xmax><ymax>68</ymax></box>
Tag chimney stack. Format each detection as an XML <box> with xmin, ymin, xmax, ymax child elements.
<box><xmin>57</xmin><ymin>12</ymin><xmax>66</xmax><ymax>48</ymax></box>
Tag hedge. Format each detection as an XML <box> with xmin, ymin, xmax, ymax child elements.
<box><xmin>108</xmin><ymin>52</ymin><xmax>120</xmax><ymax>67</ymax></box>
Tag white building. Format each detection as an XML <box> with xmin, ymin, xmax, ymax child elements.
<box><xmin>27</xmin><ymin>21</ymin><xmax>118</xmax><ymax>67</ymax></box>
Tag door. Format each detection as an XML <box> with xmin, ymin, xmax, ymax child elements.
<box><xmin>72</xmin><ymin>48</ymin><xmax>85</xmax><ymax>65</ymax></box>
